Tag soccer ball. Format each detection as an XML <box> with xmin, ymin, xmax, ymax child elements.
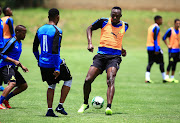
<box><xmin>91</xmin><ymin>96</ymin><xmax>104</xmax><ymax>109</ymax></box>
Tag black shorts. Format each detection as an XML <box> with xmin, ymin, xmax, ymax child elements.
<box><xmin>0</xmin><ymin>66</ymin><xmax>26</xmax><ymax>86</ymax></box>
<box><xmin>92</xmin><ymin>53</ymin><xmax>122</xmax><ymax>73</ymax></box>
<box><xmin>169</xmin><ymin>52</ymin><xmax>179</xmax><ymax>63</ymax></box>
<box><xmin>40</xmin><ymin>60</ymin><xmax>72</xmax><ymax>85</ymax></box>
<box><xmin>148</xmin><ymin>50</ymin><xmax>164</xmax><ymax>64</ymax></box>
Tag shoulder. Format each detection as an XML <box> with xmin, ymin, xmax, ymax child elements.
<box><xmin>92</xmin><ymin>17</ymin><xmax>108</xmax><ymax>25</ymax></box>
<box><xmin>54</xmin><ymin>25</ymin><xmax>62</xmax><ymax>34</ymax></box>
<box><xmin>123</xmin><ymin>22</ymin><xmax>128</xmax><ymax>27</ymax></box>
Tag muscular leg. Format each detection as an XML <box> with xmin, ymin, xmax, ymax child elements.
<box><xmin>11</xmin><ymin>83</ymin><xmax>28</xmax><ymax>95</ymax></box>
<box><xmin>47</xmin><ymin>88</ymin><xmax>55</xmax><ymax>108</ymax></box>
<box><xmin>1</xmin><ymin>82</ymin><xmax>16</xmax><ymax>97</ymax></box>
<box><xmin>106</xmin><ymin>67</ymin><xmax>117</xmax><ymax>105</ymax></box>
<box><xmin>83</xmin><ymin>66</ymin><xmax>101</xmax><ymax>104</ymax></box>
<box><xmin>60</xmin><ymin>85</ymin><xmax>70</xmax><ymax>103</ymax></box>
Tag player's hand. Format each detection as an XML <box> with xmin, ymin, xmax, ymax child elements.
<box><xmin>21</xmin><ymin>65</ymin><xmax>29</xmax><ymax>72</ymax></box>
<box><xmin>87</xmin><ymin>44</ymin><xmax>94</xmax><ymax>52</ymax></box>
<box><xmin>122</xmin><ymin>49</ymin><xmax>127</xmax><ymax>57</ymax></box>
<box><xmin>154</xmin><ymin>51</ymin><xmax>159</xmax><ymax>55</ymax></box>
<box><xmin>53</xmin><ymin>71</ymin><xmax>60</xmax><ymax>79</ymax></box>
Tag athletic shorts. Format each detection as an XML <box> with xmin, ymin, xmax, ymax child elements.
<box><xmin>0</xmin><ymin>65</ymin><xmax>26</xmax><ymax>86</ymax></box>
<box><xmin>92</xmin><ymin>53</ymin><xmax>122</xmax><ymax>73</ymax></box>
<box><xmin>169</xmin><ymin>52</ymin><xmax>179</xmax><ymax>63</ymax></box>
<box><xmin>147</xmin><ymin>50</ymin><xmax>164</xmax><ymax>64</ymax></box>
<box><xmin>40</xmin><ymin>60</ymin><xmax>72</xmax><ymax>85</ymax></box>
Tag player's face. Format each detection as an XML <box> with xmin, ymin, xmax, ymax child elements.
<box><xmin>157</xmin><ymin>18</ymin><xmax>163</xmax><ymax>25</ymax></box>
<box><xmin>18</xmin><ymin>28</ymin><xmax>27</xmax><ymax>40</ymax></box>
<box><xmin>6</xmin><ymin>7</ymin><xmax>13</xmax><ymax>16</ymax></box>
<box><xmin>175</xmin><ymin>21</ymin><xmax>180</xmax><ymax>28</ymax></box>
<box><xmin>111</xmin><ymin>9</ymin><xmax>122</xmax><ymax>24</ymax></box>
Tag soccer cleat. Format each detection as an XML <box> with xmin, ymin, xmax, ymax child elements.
<box><xmin>163</xmin><ymin>79</ymin><xmax>170</xmax><ymax>83</ymax></box>
<box><xmin>145</xmin><ymin>80</ymin><xmax>154</xmax><ymax>83</ymax></box>
<box><xmin>170</xmin><ymin>78</ymin><xmax>179</xmax><ymax>83</ymax></box>
<box><xmin>78</xmin><ymin>104</ymin><xmax>89</xmax><ymax>113</ymax></box>
<box><xmin>46</xmin><ymin>109</ymin><xmax>58</xmax><ymax>117</ymax></box>
<box><xmin>0</xmin><ymin>104</ymin><xmax>6</xmax><ymax>109</ymax></box>
<box><xmin>56</xmin><ymin>104</ymin><xmax>68</xmax><ymax>115</ymax></box>
<box><xmin>3</xmin><ymin>100</ymin><xmax>12</xmax><ymax>108</ymax></box>
<box><xmin>0</xmin><ymin>86</ymin><xmax>4</xmax><ymax>91</ymax></box>
<box><xmin>105</xmin><ymin>107</ymin><xmax>112</xmax><ymax>115</ymax></box>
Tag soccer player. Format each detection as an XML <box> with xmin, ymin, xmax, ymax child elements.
<box><xmin>0</xmin><ymin>25</ymin><xmax>28</xmax><ymax>109</ymax></box>
<box><xmin>33</xmin><ymin>8</ymin><xmax>72</xmax><ymax>117</ymax></box>
<box><xmin>1</xmin><ymin>7</ymin><xmax>15</xmax><ymax>44</ymax></box>
<box><xmin>78</xmin><ymin>6</ymin><xmax>128</xmax><ymax>115</ymax></box>
<box><xmin>162</xmin><ymin>19</ymin><xmax>180</xmax><ymax>83</ymax></box>
<box><xmin>145</xmin><ymin>15</ymin><xmax>167</xmax><ymax>83</ymax></box>
<box><xmin>0</xmin><ymin>6</ymin><xmax>4</xmax><ymax>91</ymax></box>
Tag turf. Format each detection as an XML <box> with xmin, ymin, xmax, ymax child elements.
<box><xmin>0</xmin><ymin>8</ymin><xmax>180</xmax><ymax>123</ymax></box>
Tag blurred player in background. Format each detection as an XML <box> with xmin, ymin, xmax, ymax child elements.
<box><xmin>33</xmin><ymin>8</ymin><xmax>72</xmax><ymax>117</ymax></box>
<box><xmin>0</xmin><ymin>25</ymin><xmax>28</xmax><ymax>109</ymax></box>
<box><xmin>0</xmin><ymin>6</ymin><xmax>4</xmax><ymax>91</ymax></box>
<box><xmin>1</xmin><ymin>7</ymin><xmax>15</xmax><ymax>45</ymax></box>
<box><xmin>78</xmin><ymin>6</ymin><xmax>128</xmax><ymax>115</ymax></box>
<box><xmin>145</xmin><ymin>15</ymin><xmax>168</xmax><ymax>83</ymax></box>
<box><xmin>162</xmin><ymin>19</ymin><xmax>180</xmax><ymax>83</ymax></box>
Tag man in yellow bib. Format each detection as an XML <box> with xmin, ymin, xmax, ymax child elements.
<box><xmin>78</xmin><ymin>6</ymin><xmax>128</xmax><ymax>115</ymax></box>
<box><xmin>162</xmin><ymin>19</ymin><xmax>180</xmax><ymax>83</ymax></box>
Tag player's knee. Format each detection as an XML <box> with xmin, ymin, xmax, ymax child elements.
<box><xmin>63</xmin><ymin>79</ymin><xmax>72</xmax><ymax>87</ymax></box>
<box><xmin>85</xmin><ymin>76</ymin><xmax>93</xmax><ymax>84</ymax></box>
<box><xmin>48</xmin><ymin>84</ymin><xmax>56</xmax><ymax>90</ymax></box>
<box><xmin>107</xmin><ymin>77</ymin><xmax>115</xmax><ymax>86</ymax></box>
<box><xmin>23</xmin><ymin>83</ymin><xmax>28</xmax><ymax>90</ymax></box>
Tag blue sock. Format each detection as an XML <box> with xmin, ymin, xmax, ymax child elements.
<box><xmin>5</xmin><ymin>92</ymin><xmax>15</xmax><ymax>101</ymax></box>
<box><xmin>0</xmin><ymin>95</ymin><xmax>5</xmax><ymax>104</ymax></box>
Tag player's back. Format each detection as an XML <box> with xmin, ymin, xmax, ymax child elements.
<box><xmin>37</xmin><ymin>24</ymin><xmax>62</xmax><ymax>68</ymax></box>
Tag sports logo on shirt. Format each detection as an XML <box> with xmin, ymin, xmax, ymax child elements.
<box><xmin>10</xmin><ymin>75</ymin><xmax>16</xmax><ymax>82</ymax></box>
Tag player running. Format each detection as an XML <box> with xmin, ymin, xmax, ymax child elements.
<box><xmin>145</xmin><ymin>15</ymin><xmax>168</xmax><ymax>83</ymax></box>
<box><xmin>33</xmin><ymin>8</ymin><xmax>72</xmax><ymax>117</ymax></box>
<box><xmin>0</xmin><ymin>25</ymin><xmax>28</xmax><ymax>109</ymax></box>
<box><xmin>162</xmin><ymin>19</ymin><xmax>180</xmax><ymax>83</ymax></box>
<box><xmin>78</xmin><ymin>6</ymin><xmax>128</xmax><ymax>115</ymax></box>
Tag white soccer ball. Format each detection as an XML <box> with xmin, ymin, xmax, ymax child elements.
<box><xmin>91</xmin><ymin>96</ymin><xmax>104</xmax><ymax>109</ymax></box>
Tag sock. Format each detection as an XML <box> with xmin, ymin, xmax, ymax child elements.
<box><xmin>84</xmin><ymin>99</ymin><xmax>88</xmax><ymax>104</ymax></box>
<box><xmin>5</xmin><ymin>92</ymin><xmax>15</xmax><ymax>101</ymax></box>
<box><xmin>0</xmin><ymin>95</ymin><xmax>5</xmax><ymax>104</ymax></box>
<box><xmin>107</xmin><ymin>104</ymin><xmax>111</xmax><ymax>108</ymax></box>
<box><xmin>165</xmin><ymin>75</ymin><xmax>169</xmax><ymax>79</ymax></box>
<box><xmin>48</xmin><ymin>108</ymin><xmax>52</xmax><ymax>110</ymax></box>
<box><xmin>171</xmin><ymin>75</ymin><xmax>174</xmax><ymax>79</ymax></box>
<box><xmin>59</xmin><ymin>103</ymin><xmax>63</xmax><ymax>106</ymax></box>
<box><xmin>145</xmin><ymin>72</ymin><xmax>150</xmax><ymax>81</ymax></box>
<box><xmin>161</xmin><ymin>72</ymin><xmax>166</xmax><ymax>80</ymax></box>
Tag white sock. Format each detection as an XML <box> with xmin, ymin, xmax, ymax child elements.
<box><xmin>165</xmin><ymin>75</ymin><xmax>169</xmax><ymax>79</ymax></box>
<box><xmin>48</xmin><ymin>108</ymin><xmax>52</xmax><ymax>110</ymax></box>
<box><xmin>145</xmin><ymin>72</ymin><xmax>150</xmax><ymax>81</ymax></box>
<box><xmin>161</xmin><ymin>72</ymin><xmax>166</xmax><ymax>80</ymax></box>
<box><xmin>171</xmin><ymin>75</ymin><xmax>174</xmax><ymax>79</ymax></box>
<box><xmin>59</xmin><ymin>103</ymin><xmax>63</xmax><ymax>106</ymax></box>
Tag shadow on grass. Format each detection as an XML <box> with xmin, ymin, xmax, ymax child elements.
<box><xmin>11</xmin><ymin>107</ymin><xmax>27</xmax><ymax>109</ymax></box>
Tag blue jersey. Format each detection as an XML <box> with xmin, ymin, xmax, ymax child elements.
<box><xmin>33</xmin><ymin>24</ymin><xmax>62</xmax><ymax>72</ymax></box>
<box><xmin>0</xmin><ymin>19</ymin><xmax>3</xmax><ymax>48</ymax></box>
<box><xmin>0</xmin><ymin>37</ymin><xmax>22</xmax><ymax>68</ymax></box>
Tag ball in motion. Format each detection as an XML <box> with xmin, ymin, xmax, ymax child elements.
<box><xmin>91</xmin><ymin>96</ymin><xmax>104</xmax><ymax>109</ymax></box>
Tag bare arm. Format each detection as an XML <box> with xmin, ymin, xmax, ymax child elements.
<box><xmin>5</xmin><ymin>56</ymin><xmax>29</xmax><ymax>72</ymax></box>
<box><xmin>87</xmin><ymin>25</ymin><xmax>94</xmax><ymax>52</ymax></box>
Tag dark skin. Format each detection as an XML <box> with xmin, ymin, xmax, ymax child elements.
<box><xmin>46</xmin><ymin>14</ymin><xmax>70</xmax><ymax>108</ymax></box>
<box><xmin>163</xmin><ymin>20</ymin><xmax>180</xmax><ymax>76</ymax></box>
<box><xmin>1</xmin><ymin>26</ymin><xmax>28</xmax><ymax>98</ymax></box>
<box><xmin>85</xmin><ymin>8</ymin><xmax>125</xmax><ymax>105</ymax></box>
<box><xmin>4</xmin><ymin>7</ymin><xmax>13</xmax><ymax>16</ymax></box>
<box><xmin>154</xmin><ymin>18</ymin><xmax>163</xmax><ymax>55</ymax></box>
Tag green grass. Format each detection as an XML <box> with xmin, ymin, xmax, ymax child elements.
<box><xmin>0</xmin><ymin>8</ymin><xmax>180</xmax><ymax>123</ymax></box>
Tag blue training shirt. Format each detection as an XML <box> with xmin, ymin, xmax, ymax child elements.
<box><xmin>91</xmin><ymin>18</ymin><xmax>128</xmax><ymax>55</ymax></box>
<box><xmin>33</xmin><ymin>24</ymin><xmax>62</xmax><ymax>72</ymax></box>
<box><xmin>0</xmin><ymin>37</ymin><xmax>22</xmax><ymax>68</ymax></box>
<box><xmin>0</xmin><ymin>19</ymin><xmax>3</xmax><ymax>48</ymax></box>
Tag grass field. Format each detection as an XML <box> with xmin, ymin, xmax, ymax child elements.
<box><xmin>0</xmin><ymin>8</ymin><xmax>180</xmax><ymax>123</ymax></box>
